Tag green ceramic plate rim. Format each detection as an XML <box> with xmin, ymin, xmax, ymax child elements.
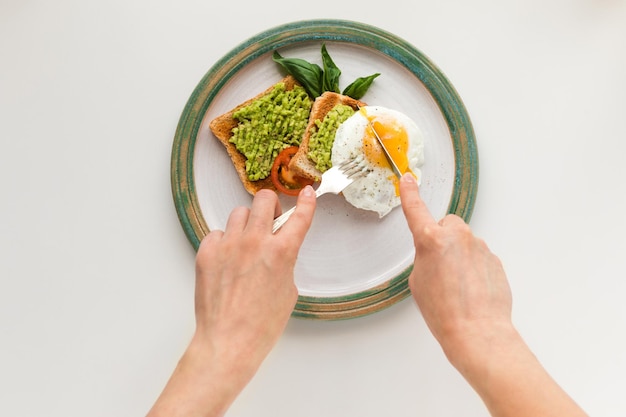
<box><xmin>171</xmin><ymin>19</ymin><xmax>479</xmax><ymax>320</ymax></box>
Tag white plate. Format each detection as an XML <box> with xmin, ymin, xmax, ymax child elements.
<box><xmin>171</xmin><ymin>20</ymin><xmax>478</xmax><ymax>319</ymax></box>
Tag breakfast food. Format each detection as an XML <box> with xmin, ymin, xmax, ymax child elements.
<box><xmin>209</xmin><ymin>44</ymin><xmax>424</xmax><ymax>218</ymax></box>
<box><xmin>331</xmin><ymin>106</ymin><xmax>424</xmax><ymax>217</ymax></box>
<box><xmin>209</xmin><ymin>81</ymin><xmax>424</xmax><ymax>217</ymax></box>
<box><xmin>209</xmin><ymin>44</ymin><xmax>383</xmax><ymax>197</ymax></box>
<box><xmin>209</xmin><ymin>75</ymin><xmax>313</xmax><ymax>194</ymax></box>
<box><xmin>288</xmin><ymin>91</ymin><xmax>366</xmax><ymax>182</ymax></box>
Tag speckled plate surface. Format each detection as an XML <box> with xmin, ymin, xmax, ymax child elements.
<box><xmin>171</xmin><ymin>20</ymin><xmax>478</xmax><ymax>320</ymax></box>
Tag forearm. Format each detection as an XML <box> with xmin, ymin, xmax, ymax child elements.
<box><xmin>146</xmin><ymin>336</ymin><xmax>258</xmax><ymax>417</ymax></box>
<box><xmin>446</xmin><ymin>325</ymin><xmax>587</xmax><ymax>417</ymax></box>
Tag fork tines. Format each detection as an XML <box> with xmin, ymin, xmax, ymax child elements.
<box><xmin>340</xmin><ymin>155</ymin><xmax>369</xmax><ymax>180</ymax></box>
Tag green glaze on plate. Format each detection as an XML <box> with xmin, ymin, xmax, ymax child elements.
<box><xmin>171</xmin><ymin>19</ymin><xmax>478</xmax><ymax>320</ymax></box>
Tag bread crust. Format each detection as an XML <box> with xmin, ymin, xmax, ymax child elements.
<box><xmin>208</xmin><ymin>75</ymin><xmax>301</xmax><ymax>195</ymax></box>
<box><xmin>288</xmin><ymin>92</ymin><xmax>366</xmax><ymax>181</ymax></box>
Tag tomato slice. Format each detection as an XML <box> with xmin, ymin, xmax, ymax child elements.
<box><xmin>270</xmin><ymin>146</ymin><xmax>315</xmax><ymax>196</ymax></box>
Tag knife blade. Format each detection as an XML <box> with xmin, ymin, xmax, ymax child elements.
<box><xmin>362</xmin><ymin>111</ymin><xmax>403</xmax><ymax>179</ymax></box>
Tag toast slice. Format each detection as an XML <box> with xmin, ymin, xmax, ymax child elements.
<box><xmin>209</xmin><ymin>75</ymin><xmax>311</xmax><ymax>195</ymax></box>
<box><xmin>288</xmin><ymin>92</ymin><xmax>366</xmax><ymax>182</ymax></box>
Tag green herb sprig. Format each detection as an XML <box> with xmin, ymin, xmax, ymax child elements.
<box><xmin>272</xmin><ymin>44</ymin><xmax>380</xmax><ymax>100</ymax></box>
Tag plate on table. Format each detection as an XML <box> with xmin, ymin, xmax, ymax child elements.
<box><xmin>171</xmin><ymin>20</ymin><xmax>478</xmax><ymax>320</ymax></box>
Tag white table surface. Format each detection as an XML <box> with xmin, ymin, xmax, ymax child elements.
<box><xmin>2</xmin><ymin>1</ymin><xmax>625</xmax><ymax>416</ymax></box>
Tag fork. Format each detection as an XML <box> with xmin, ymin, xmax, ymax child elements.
<box><xmin>272</xmin><ymin>156</ymin><xmax>369</xmax><ymax>233</ymax></box>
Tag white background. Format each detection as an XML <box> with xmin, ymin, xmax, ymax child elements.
<box><xmin>1</xmin><ymin>1</ymin><xmax>625</xmax><ymax>416</ymax></box>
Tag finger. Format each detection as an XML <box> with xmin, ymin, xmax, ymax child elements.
<box><xmin>279</xmin><ymin>185</ymin><xmax>316</xmax><ymax>247</ymax></box>
<box><xmin>246</xmin><ymin>189</ymin><xmax>281</xmax><ymax>232</ymax></box>
<box><xmin>195</xmin><ymin>231</ymin><xmax>223</xmax><ymax>271</ymax></box>
<box><xmin>196</xmin><ymin>231</ymin><xmax>222</xmax><ymax>256</ymax></box>
<box><xmin>399</xmin><ymin>173</ymin><xmax>437</xmax><ymax>233</ymax></box>
<box><xmin>224</xmin><ymin>206</ymin><xmax>250</xmax><ymax>236</ymax></box>
<box><xmin>202</xmin><ymin>229</ymin><xmax>224</xmax><ymax>244</ymax></box>
<box><xmin>438</xmin><ymin>214</ymin><xmax>466</xmax><ymax>227</ymax></box>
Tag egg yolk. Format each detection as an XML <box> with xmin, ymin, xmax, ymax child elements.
<box><xmin>361</xmin><ymin>110</ymin><xmax>413</xmax><ymax>195</ymax></box>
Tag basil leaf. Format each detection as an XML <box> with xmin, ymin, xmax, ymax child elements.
<box><xmin>272</xmin><ymin>51</ymin><xmax>323</xmax><ymax>98</ymax></box>
<box><xmin>321</xmin><ymin>44</ymin><xmax>341</xmax><ymax>93</ymax></box>
<box><xmin>342</xmin><ymin>73</ymin><xmax>380</xmax><ymax>100</ymax></box>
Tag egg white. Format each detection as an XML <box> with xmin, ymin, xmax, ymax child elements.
<box><xmin>331</xmin><ymin>106</ymin><xmax>424</xmax><ymax>217</ymax></box>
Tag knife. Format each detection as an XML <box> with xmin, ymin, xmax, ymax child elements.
<box><xmin>360</xmin><ymin>108</ymin><xmax>403</xmax><ymax>179</ymax></box>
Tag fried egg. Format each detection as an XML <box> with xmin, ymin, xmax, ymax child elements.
<box><xmin>331</xmin><ymin>106</ymin><xmax>424</xmax><ymax>217</ymax></box>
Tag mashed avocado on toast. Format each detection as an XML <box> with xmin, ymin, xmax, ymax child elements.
<box><xmin>209</xmin><ymin>44</ymin><xmax>379</xmax><ymax>195</ymax></box>
<box><xmin>229</xmin><ymin>81</ymin><xmax>312</xmax><ymax>181</ymax></box>
<box><xmin>306</xmin><ymin>104</ymin><xmax>355</xmax><ymax>172</ymax></box>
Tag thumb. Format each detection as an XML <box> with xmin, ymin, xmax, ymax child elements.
<box><xmin>279</xmin><ymin>185</ymin><xmax>317</xmax><ymax>248</ymax></box>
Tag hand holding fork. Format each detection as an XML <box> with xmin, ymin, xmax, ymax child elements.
<box><xmin>272</xmin><ymin>156</ymin><xmax>369</xmax><ymax>233</ymax></box>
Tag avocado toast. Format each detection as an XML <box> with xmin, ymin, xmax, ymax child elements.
<box><xmin>209</xmin><ymin>75</ymin><xmax>313</xmax><ymax>194</ymax></box>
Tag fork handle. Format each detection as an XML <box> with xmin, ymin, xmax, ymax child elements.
<box><xmin>272</xmin><ymin>188</ymin><xmax>324</xmax><ymax>233</ymax></box>
<box><xmin>272</xmin><ymin>206</ymin><xmax>297</xmax><ymax>233</ymax></box>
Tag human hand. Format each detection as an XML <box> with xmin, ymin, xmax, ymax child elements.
<box><xmin>398</xmin><ymin>174</ymin><xmax>513</xmax><ymax>369</ymax></box>
<box><xmin>147</xmin><ymin>186</ymin><xmax>316</xmax><ymax>417</ymax></box>
<box><xmin>399</xmin><ymin>174</ymin><xmax>588</xmax><ymax>417</ymax></box>
<box><xmin>192</xmin><ymin>186</ymin><xmax>316</xmax><ymax>376</ymax></box>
